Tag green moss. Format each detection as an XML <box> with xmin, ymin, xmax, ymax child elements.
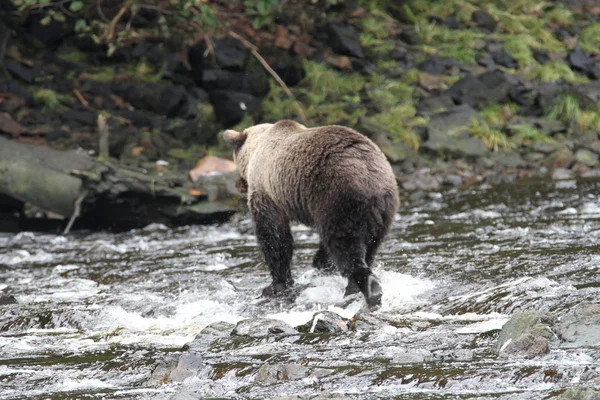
<box><xmin>85</xmin><ymin>60</ymin><xmax>164</xmax><ymax>83</ymax></box>
<box><xmin>58</xmin><ymin>50</ymin><xmax>87</xmax><ymax>63</ymax></box>
<box><xmin>579</xmin><ymin>23</ymin><xmax>600</xmax><ymax>54</ymax></box>
<box><xmin>370</xmin><ymin>104</ymin><xmax>424</xmax><ymax>150</ymax></box>
<box><xmin>360</xmin><ymin>15</ymin><xmax>396</xmax><ymax>54</ymax></box>
<box><xmin>33</xmin><ymin>88</ymin><xmax>71</xmax><ymax>110</ymax></box>
<box><xmin>368</xmin><ymin>76</ymin><xmax>413</xmax><ymax>109</ymax></box>
<box><xmin>579</xmin><ymin>111</ymin><xmax>600</xmax><ymax>132</ymax></box>
<box><xmin>410</xmin><ymin>0</ymin><xmax>477</xmax><ymax>22</ymax></box>
<box><xmin>417</xmin><ymin>21</ymin><xmax>484</xmax><ymax>64</ymax></box>
<box><xmin>469</xmin><ymin>119</ymin><xmax>509</xmax><ymax>151</ymax></box>
<box><xmin>481</xmin><ymin>103</ymin><xmax>520</xmax><ymax>127</ymax></box>
<box><xmin>527</xmin><ymin>61</ymin><xmax>586</xmax><ymax>83</ymax></box>
<box><xmin>504</xmin><ymin>36</ymin><xmax>536</xmax><ymax>68</ymax></box>
<box><xmin>509</xmin><ymin>124</ymin><xmax>556</xmax><ymax>147</ymax></box>
<box><xmin>168</xmin><ymin>148</ymin><xmax>193</xmax><ymax>160</ymax></box>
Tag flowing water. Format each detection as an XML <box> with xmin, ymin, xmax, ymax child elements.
<box><xmin>1</xmin><ymin>178</ymin><xmax>599</xmax><ymax>400</ymax></box>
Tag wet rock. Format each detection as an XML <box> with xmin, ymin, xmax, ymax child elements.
<box><xmin>147</xmin><ymin>353</ymin><xmax>179</xmax><ymax>386</ymax></box>
<box><xmin>432</xmin><ymin>349</ymin><xmax>474</xmax><ymax>362</ymax></box>
<box><xmin>556</xmin><ymin>388</ymin><xmax>600</xmax><ymax>400</ymax></box>
<box><xmin>4</xmin><ymin>59</ymin><xmax>38</xmax><ymax>83</ymax></box>
<box><xmin>446</xmin><ymin>70</ymin><xmax>514</xmax><ymax>109</ymax></box>
<box><xmin>209</xmin><ymin>90</ymin><xmax>262</xmax><ymax>127</ymax></box>
<box><xmin>113</xmin><ymin>83</ymin><xmax>189</xmax><ymax>118</ymax></box>
<box><xmin>299</xmin><ymin>311</ymin><xmax>349</xmax><ymax>334</ymax></box>
<box><xmin>423</xmin><ymin>104</ymin><xmax>488</xmax><ymax>158</ymax></box>
<box><xmin>417</xmin><ymin>94</ymin><xmax>455</xmax><ymax>117</ymax></box>
<box><xmin>200</xmin><ymin>69</ymin><xmax>269</xmax><ymax>97</ymax></box>
<box><xmin>496</xmin><ymin>311</ymin><xmax>556</xmax><ymax>359</ymax></box>
<box><xmin>401</xmin><ymin>172</ymin><xmax>442</xmax><ymax>191</ymax></box>
<box><xmin>556</xmin><ymin>303</ymin><xmax>600</xmax><ymax>348</ymax></box>
<box><xmin>442</xmin><ymin>174</ymin><xmax>463</xmax><ymax>187</ymax></box>
<box><xmin>490</xmin><ymin>50</ymin><xmax>518</xmax><ymax>69</ymax></box>
<box><xmin>169</xmin><ymin>352</ymin><xmax>205</xmax><ymax>382</ymax></box>
<box><xmin>348</xmin><ymin>311</ymin><xmax>390</xmax><ymax>331</ymax></box>
<box><xmin>552</xmin><ymin>167</ymin><xmax>573</xmax><ymax>180</ymax></box>
<box><xmin>489</xmin><ymin>151</ymin><xmax>527</xmax><ymax>168</ymax></box>
<box><xmin>532</xmin><ymin>142</ymin><xmax>558</xmax><ymax>154</ymax></box>
<box><xmin>256</xmin><ymin>363</ymin><xmax>309</xmax><ymax>384</ymax></box>
<box><xmin>326</xmin><ymin>22</ymin><xmax>364</xmax><ymax>59</ymax></box>
<box><xmin>186</xmin><ymin>321</ymin><xmax>235</xmax><ymax>351</ymax></box>
<box><xmin>472</xmin><ymin>10</ymin><xmax>497</xmax><ymax>32</ymax></box>
<box><xmin>574</xmin><ymin>149</ymin><xmax>599</xmax><ymax>166</ymax></box>
<box><xmin>0</xmin><ymin>294</ymin><xmax>17</xmax><ymax>305</ymax></box>
<box><xmin>392</xmin><ymin>349</ymin><xmax>432</xmax><ymax>364</ymax></box>
<box><xmin>545</xmin><ymin>149</ymin><xmax>575</xmax><ymax>169</ymax></box>
<box><xmin>232</xmin><ymin>318</ymin><xmax>298</xmax><ymax>338</ymax></box>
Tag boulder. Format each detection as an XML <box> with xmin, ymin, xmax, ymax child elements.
<box><xmin>392</xmin><ymin>349</ymin><xmax>432</xmax><ymax>364</ymax></box>
<box><xmin>422</xmin><ymin>104</ymin><xmax>488</xmax><ymax>157</ymax></box>
<box><xmin>417</xmin><ymin>94</ymin><xmax>455</xmax><ymax>117</ymax></box>
<box><xmin>0</xmin><ymin>294</ymin><xmax>17</xmax><ymax>305</ymax></box>
<box><xmin>472</xmin><ymin>10</ymin><xmax>497</xmax><ymax>32</ymax></box>
<box><xmin>186</xmin><ymin>321</ymin><xmax>235</xmax><ymax>351</ymax></box>
<box><xmin>326</xmin><ymin>22</ymin><xmax>364</xmax><ymax>59</ymax></box>
<box><xmin>231</xmin><ymin>318</ymin><xmax>298</xmax><ymax>338</ymax></box>
<box><xmin>209</xmin><ymin>90</ymin><xmax>262</xmax><ymax>127</ymax></box>
<box><xmin>432</xmin><ymin>349</ymin><xmax>474</xmax><ymax>362</ymax></box>
<box><xmin>556</xmin><ymin>303</ymin><xmax>600</xmax><ymax>348</ymax></box>
<box><xmin>556</xmin><ymin>388</ymin><xmax>600</xmax><ymax>400</ymax></box>
<box><xmin>169</xmin><ymin>353</ymin><xmax>205</xmax><ymax>382</ymax></box>
<box><xmin>574</xmin><ymin>149</ymin><xmax>599</xmax><ymax>166</ymax></box>
<box><xmin>27</xmin><ymin>12</ymin><xmax>72</xmax><ymax>46</ymax></box>
<box><xmin>112</xmin><ymin>83</ymin><xmax>189</xmax><ymax>118</ymax></box>
<box><xmin>490</xmin><ymin>50</ymin><xmax>518</xmax><ymax>69</ymax></box>
<box><xmin>262</xmin><ymin>48</ymin><xmax>307</xmax><ymax>87</ymax></box>
<box><xmin>189</xmin><ymin>37</ymin><xmax>249</xmax><ymax>79</ymax></box>
<box><xmin>298</xmin><ymin>311</ymin><xmax>349</xmax><ymax>334</ymax></box>
<box><xmin>496</xmin><ymin>312</ymin><xmax>556</xmax><ymax>359</ymax></box>
<box><xmin>200</xmin><ymin>69</ymin><xmax>269</xmax><ymax>97</ymax></box>
<box><xmin>446</xmin><ymin>70</ymin><xmax>514</xmax><ymax>109</ymax></box>
<box><xmin>4</xmin><ymin>59</ymin><xmax>38</xmax><ymax>83</ymax></box>
<box><xmin>418</xmin><ymin>57</ymin><xmax>460</xmax><ymax>75</ymax></box>
<box><xmin>256</xmin><ymin>363</ymin><xmax>308</xmax><ymax>384</ymax></box>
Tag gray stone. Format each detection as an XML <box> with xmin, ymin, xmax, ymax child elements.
<box><xmin>372</xmin><ymin>133</ymin><xmax>419</xmax><ymax>164</ymax></box>
<box><xmin>392</xmin><ymin>349</ymin><xmax>432</xmax><ymax>364</ymax></box>
<box><xmin>256</xmin><ymin>363</ymin><xmax>309</xmax><ymax>384</ymax></box>
<box><xmin>423</xmin><ymin>105</ymin><xmax>488</xmax><ymax>157</ymax></box>
<box><xmin>552</xmin><ymin>168</ymin><xmax>573</xmax><ymax>180</ymax></box>
<box><xmin>489</xmin><ymin>151</ymin><xmax>526</xmax><ymax>168</ymax></box>
<box><xmin>301</xmin><ymin>311</ymin><xmax>349</xmax><ymax>334</ymax></box>
<box><xmin>0</xmin><ymin>294</ymin><xmax>17</xmax><ymax>305</ymax></box>
<box><xmin>348</xmin><ymin>311</ymin><xmax>391</xmax><ymax>331</ymax></box>
<box><xmin>417</xmin><ymin>94</ymin><xmax>455</xmax><ymax>117</ymax></box>
<box><xmin>545</xmin><ymin>149</ymin><xmax>575</xmax><ymax>169</ymax></box>
<box><xmin>445</xmin><ymin>70</ymin><xmax>514</xmax><ymax>109</ymax></box>
<box><xmin>169</xmin><ymin>353</ymin><xmax>205</xmax><ymax>382</ymax></box>
<box><xmin>442</xmin><ymin>174</ymin><xmax>463</xmax><ymax>187</ymax></box>
<box><xmin>532</xmin><ymin>141</ymin><xmax>558</xmax><ymax>154</ymax></box>
<box><xmin>496</xmin><ymin>312</ymin><xmax>556</xmax><ymax>359</ymax></box>
<box><xmin>556</xmin><ymin>388</ymin><xmax>600</xmax><ymax>400</ymax></box>
<box><xmin>326</xmin><ymin>22</ymin><xmax>364</xmax><ymax>59</ymax></box>
<box><xmin>556</xmin><ymin>303</ymin><xmax>600</xmax><ymax>348</ymax></box>
<box><xmin>575</xmin><ymin>149</ymin><xmax>599</xmax><ymax>166</ymax></box>
<box><xmin>186</xmin><ymin>321</ymin><xmax>235</xmax><ymax>351</ymax></box>
<box><xmin>432</xmin><ymin>349</ymin><xmax>474</xmax><ymax>362</ymax></box>
<box><xmin>232</xmin><ymin>318</ymin><xmax>298</xmax><ymax>337</ymax></box>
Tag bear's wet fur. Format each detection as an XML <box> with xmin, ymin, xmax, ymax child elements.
<box><xmin>223</xmin><ymin>120</ymin><xmax>399</xmax><ymax>308</ymax></box>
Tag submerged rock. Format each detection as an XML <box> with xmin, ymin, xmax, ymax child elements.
<box><xmin>232</xmin><ymin>318</ymin><xmax>298</xmax><ymax>337</ymax></box>
<box><xmin>392</xmin><ymin>349</ymin><xmax>432</xmax><ymax>364</ymax></box>
<box><xmin>0</xmin><ymin>294</ymin><xmax>17</xmax><ymax>305</ymax></box>
<box><xmin>432</xmin><ymin>349</ymin><xmax>474</xmax><ymax>362</ymax></box>
<box><xmin>556</xmin><ymin>302</ymin><xmax>600</xmax><ymax>348</ymax></box>
<box><xmin>556</xmin><ymin>388</ymin><xmax>600</xmax><ymax>400</ymax></box>
<box><xmin>496</xmin><ymin>312</ymin><xmax>556</xmax><ymax>359</ymax></box>
<box><xmin>186</xmin><ymin>321</ymin><xmax>235</xmax><ymax>351</ymax></box>
<box><xmin>169</xmin><ymin>353</ymin><xmax>206</xmax><ymax>382</ymax></box>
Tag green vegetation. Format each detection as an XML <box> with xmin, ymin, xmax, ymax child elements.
<box><xmin>510</xmin><ymin>124</ymin><xmax>557</xmax><ymax>147</ymax></box>
<box><xmin>84</xmin><ymin>60</ymin><xmax>165</xmax><ymax>83</ymax></box>
<box><xmin>527</xmin><ymin>61</ymin><xmax>586</xmax><ymax>83</ymax></box>
<box><xmin>547</xmin><ymin>93</ymin><xmax>600</xmax><ymax>132</ymax></box>
<box><xmin>32</xmin><ymin>89</ymin><xmax>71</xmax><ymax>110</ymax></box>
<box><xmin>417</xmin><ymin>21</ymin><xmax>484</xmax><ymax>64</ymax></box>
<box><xmin>481</xmin><ymin>103</ymin><xmax>520</xmax><ymax>127</ymax></box>
<box><xmin>371</xmin><ymin>104</ymin><xmax>425</xmax><ymax>150</ymax></box>
<box><xmin>579</xmin><ymin>23</ymin><xmax>600</xmax><ymax>54</ymax></box>
<box><xmin>469</xmin><ymin>119</ymin><xmax>509</xmax><ymax>151</ymax></box>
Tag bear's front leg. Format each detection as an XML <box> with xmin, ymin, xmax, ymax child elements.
<box><xmin>249</xmin><ymin>191</ymin><xmax>294</xmax><ymax>297</ymax></box>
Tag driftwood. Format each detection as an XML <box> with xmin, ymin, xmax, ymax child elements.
<box><xmin>0</xmin><ymin>137</ymin><xmax>237</xmax><ymax>232</ymax></box>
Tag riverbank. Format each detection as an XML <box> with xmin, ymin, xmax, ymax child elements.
<box><xmin>1</xmin><ymin>0</ymin><xmax>599</xmax><ymax>230</ymax></box>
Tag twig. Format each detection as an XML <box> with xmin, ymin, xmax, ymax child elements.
<box><xmin>97</xmin><ymin>113</ymin><xmax>110</xmax><ymax>161</ymax></box>
<box><xmin>107</xmin><ymin>4</ymin><xmax>129</xmax><ymax>41</ymax></box>
<box><xmin>203</xmin><ymin>36</ymin><xmax>215</xmax><ymax>58</ymax></box>
<box><xmin>229</xmin><ymin>30</ymin><xmax>307</xmax><ymax>123</ymax></box>
<box><xmin>72</xmin><ymin>88</ymin><xmax>89</xmax><ymax>108</ymax></box>
<box><xmin>63</xmin><ymin>189</ymin><xmax>88</xmax><ymax>235</ymax></box>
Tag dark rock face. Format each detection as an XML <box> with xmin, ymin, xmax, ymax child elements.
<box><xmin>472</xmin><ymin>10</ymin><xmax>497</xmax><ymax>32</ymax></box>
<box><xmin>63</xmin><ymin>110</ymin><xmax>97</xmax><ymax>126</ymax></box>
<box><xmin>209</xmin><ymin>90</ymin><xmax>262</xmax><ymax>127</ymax></box>
<box><xmin>326</xmin><ymin>22</ymin><xmax>364</xmax><ymax>59</ymax></box>
<box><xmin>490</xmin><ymin>50</ymin><xmax>518</xmax><ymax>69</ymax></box>
<box><xmin>567</xmin><ymin>47</ymin><xmax>599</xmax><ymax>78</ymax></box>
<box><xmin>0</xmin><ymin>294</ymin><xmax>17</xmax><ymax>305</ymax></box>
<box><xmin>496</xmin><ymin>312</ymin><xmax>556</xmax><ymax>359</ymax></box>
<box><xmin>446</xmin><ymin>70</ymin><xmax>514</xmax><ymax>109</ymax></box>
<box><xmin>113</xmin><ymin>83</ymin><xmax>189</xmax><ymax>118</ymax></box>
<box><xmin>422</xmin><ymin>104</ymin><xmax>488</xmax><ymax>157</ymax></box>
<box><xmin>231</xmin><ymin>318</ymin><xmax>298</xmax><ymax>338</ymax></box>
<box><xmin>4</xmin><ymin>59</ymin><xmax>38</xmax><ymax>83</ymax></box>
<box><xmin>200</xmin><ymin>69</ymin><xmax>270</xmax><ymax>97</ymax></box>
<box><xmin>418</xmin><ymin>57</ymin><xmax>460</xmax><ymax>75</ymax></box>
<box><xmin>556</xmin><ymin>303</ymin><xmax>600</xmax><ymax>348</ymax></box>
<box><xmin>27</xmin><ymin>12</ymin><xmax>71</xmax><ymax>47</ymax></box>
<box><xmin>189</xmin><ymin>37</ymin><xmax>249</xmax><ymax>78</ymax></box>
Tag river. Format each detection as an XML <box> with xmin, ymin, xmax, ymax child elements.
<box><xmin>1</xmin><ymin>178</ymin><xmax>599</xmax><ymax>399</ymax></box>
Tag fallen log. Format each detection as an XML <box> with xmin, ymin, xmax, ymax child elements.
<box><xmin>0</xmin><ymin>137</ymin><xmax>237</xmax><ymax>232</ymax></box>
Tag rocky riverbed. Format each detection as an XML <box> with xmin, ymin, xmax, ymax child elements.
<box><xmin>1</xmin><ymin>178</ymin><xmax>599</xmax><ymax>399</ymax></box>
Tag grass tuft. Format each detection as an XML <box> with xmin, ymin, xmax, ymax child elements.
<box><xmin>469</xmin><ymin>119</ymin><xmax>510</xmax><ymax>151</ymax></box>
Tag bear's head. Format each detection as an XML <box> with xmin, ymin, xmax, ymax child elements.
<box><xmin>222</xmin><ymin>123</ymin><xmax>274</xmax><ymax>193</ymax></box>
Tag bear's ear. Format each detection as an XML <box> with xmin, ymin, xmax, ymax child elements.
<box><xmin>222</xmin><ymin>129</ymin><xmax>247</xmax><ymax>148</ymax></box>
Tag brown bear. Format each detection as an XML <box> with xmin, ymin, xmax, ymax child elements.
<box><xmin>223</xmin><ymin>120</ymin><xmax>399</xmax><ymax>308</ymax></box>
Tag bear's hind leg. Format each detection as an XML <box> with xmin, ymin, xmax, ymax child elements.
<box><xmin>312</xmin><ymin>243</ymin><xmax>336</xmax><ymax>274</ymax></box>
<box><xmin>249</xmin><ymin>192</ymin><xmax>294</xmax><ymax>297</ymax></box>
